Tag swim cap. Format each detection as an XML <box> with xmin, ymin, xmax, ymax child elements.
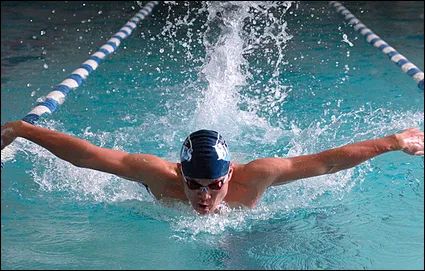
<box><xmin>180</xmin><ymin>130</ymin><xmax>231</xmax><ymax>179</ymax></box>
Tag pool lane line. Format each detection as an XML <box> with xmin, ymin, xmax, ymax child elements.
<box><xmin>22</xmin><ymin>1</ymin><xmax>160</xmax><ymax>124</ymax></box>
<box><xmin>329</xmin><ymin>1</ymin><xmax>424</xmax><ymax>91</ymax></box>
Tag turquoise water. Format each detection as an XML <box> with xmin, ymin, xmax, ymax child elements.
<box><xmin>1</xmin><ymin>1</ymin><xmax>424</xmax><ymax>269</ymax></box>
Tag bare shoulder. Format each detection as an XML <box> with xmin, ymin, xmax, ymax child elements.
<box><xmin>125</xmin><ymin>153</ymin><xmax>178</xmax><ymax>176</ymax></box>
<box><xmin>231</xmin><ymin>159</ymin><xmax>285</xmax><ymax>188</ymax></box>
<box><xmin>232</xmin><ymin>158</ymin><xmax>290</xmax><ymax>185</ymax></box>
<box><xmin>122</xmin><ymin>153</ymin><xmax>181</xmax><ymax>194</ymax></box>
<box><xmin>126</xmin><ymin>153</ymin><xmax>177</xmax><ymax>170</ymax></box>
<box><xmin>227</xmin><ymin>161</ymin><xmax>285</xmax><ymax>207</ymax></box>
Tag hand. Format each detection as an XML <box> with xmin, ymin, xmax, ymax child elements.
<box><xmin>1</xmin><ymin>121</ymin><xmax>20</xmax><ymax>150</ymax></box>
<box><xmin>395</xmin><ymin>128</ymin><xmax>424</xmax><ymax>156</ymax></box>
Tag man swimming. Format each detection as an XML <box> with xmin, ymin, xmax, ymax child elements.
<box><xmin>1</xmin><ymin>120</ymin><xmax>424</xmax><ymax>215</ymax></box>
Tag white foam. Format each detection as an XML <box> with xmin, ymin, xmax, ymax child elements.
<box><xmin>1</xmin><ymin>144</ymin><xmax>17</xmax><ymax>164</ymax></box>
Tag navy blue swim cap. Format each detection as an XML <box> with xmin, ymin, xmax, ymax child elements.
<box><xmin>180</xmin><ymin>130</ymin><xmax>231</xmax><ymax>179</ymax></box>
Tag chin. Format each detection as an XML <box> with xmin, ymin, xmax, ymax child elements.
<box><xmin>196</xmin><ymin>209</ymin><xmax>210</xmax><ymax>215</ymax></box>
<box><xmin>195</xmin><ymin>205</ymin><xmax>215</xmax><ymax>215</ymax></box>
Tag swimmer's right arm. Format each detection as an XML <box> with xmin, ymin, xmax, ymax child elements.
<box><xmin>1</xmin><ymin>120</ymin><xmax>176</xmax><ymax>184</ymax></box>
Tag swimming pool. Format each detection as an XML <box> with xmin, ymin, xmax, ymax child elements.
<box><xmin>1</xmin><ymin>1</ymin><xmax>423</xmax><ymax>269</ymax></box>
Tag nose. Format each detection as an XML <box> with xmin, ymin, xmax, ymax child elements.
<box><xmin>198</xmin><ymin>187</ymin><xmax>211</xmax><ymax>200</ymax></box>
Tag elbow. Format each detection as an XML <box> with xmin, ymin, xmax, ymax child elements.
<box><xmin>325</xmin><ymin>165</ymin><xmax>341</xmax><ymax>174</ymax></box>
<box><xmin>69</xmin><ymin>147</ymin><xmax>96</xmax><ymax>168</ymax></box>
<box><xmin>69</xmin><ymin>157</ymin><xmax>91</xmax><ymax>168</ymax></box>
<box><xmin>69</xmin><ymin>159</ymin><xmax>84</xmax><ymax>168</ymax></box>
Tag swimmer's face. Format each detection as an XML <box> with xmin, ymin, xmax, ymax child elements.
<box><xmin>179</xmin><ymin>164</ymin><xmax>233</xmax><ymax>215</ymax></box>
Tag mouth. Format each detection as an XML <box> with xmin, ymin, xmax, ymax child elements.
<box><xmin>197</xmin><ymin>203</ymin><xmax>210</xmax><ymax>214</ymax></box>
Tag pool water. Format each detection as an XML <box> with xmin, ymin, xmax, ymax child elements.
<box><xmin>1</xmin><ymin>1</ymin><xmax>424</xmax><ymax>269</ymax></box>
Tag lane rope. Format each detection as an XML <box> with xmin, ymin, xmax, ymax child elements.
<box><xmin>329</xmin><ymin>1</ymin><xmax>424</xmax><ymax>91</ymax></box>
<box><xmin>22</xmin><ymin>1</ymin><xmax>160</xmax><ymax>124</ymax></box>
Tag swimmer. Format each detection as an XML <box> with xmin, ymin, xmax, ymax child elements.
<box><xmin>1</xmin><ymin>120</ymin><xmax>423</xmax><ymax>215</ymax></box>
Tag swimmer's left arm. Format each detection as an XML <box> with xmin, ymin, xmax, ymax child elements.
<box><xmin>244</xmin><ymin>128</ymin><xmax>423</xmax><ymax>187</ymax></box>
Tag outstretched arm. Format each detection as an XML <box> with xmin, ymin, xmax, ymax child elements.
<box><xmin>1</xmin><ymin>120</ymin><xmax>177</xmax><ymax>186</ymax></box>
<box><xmin>243</xmin><ymin>128</ymin><xmax>424</xmax><ymax>188</ymax></box>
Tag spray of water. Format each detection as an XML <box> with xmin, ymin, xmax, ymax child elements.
<box><xmin>152</xmin><ymin>2</ymin><xmax>294</xmax><ymax>144</ymax></box>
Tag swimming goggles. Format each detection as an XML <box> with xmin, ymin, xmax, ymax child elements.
<box><xmin>182</xmin><ymin>172</ymin><xmax>228</xmax><ymax>191</ymax></box>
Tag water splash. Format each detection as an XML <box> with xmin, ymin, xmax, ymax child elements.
<box><xmin>1</xmin><ymin>145</ymin><xmax>17</xmax><ymax>165</ymax></box>
<box><xmin>155</xmin><ymin>1</ymin><xmax>295</xmax><ymax>143</ymax></box>
<box><xmin>199</xmin><ymin>2</ymin><xmax>293</xmax><ymax>132</ymax></box>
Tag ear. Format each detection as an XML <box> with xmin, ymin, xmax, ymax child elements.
<box><xmin>177</xmin><ymin>163</ymin><xmax>183</xmax><ymax>174</ymax></box>
<box><xmin>177</xmin><ymin>163</ymin><xmax>186</xmax><ymax>185</ymax></box>
<box><xmin>228</xmin><ymin>163</ymin><xmax>234</xmax><ymax>179</ymax></box>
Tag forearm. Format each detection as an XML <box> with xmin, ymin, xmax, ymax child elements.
<box><xmin>320</xmin><ymin>134</ymin><xmax>401</xmax><ymax>173</ymax></box>
<box><xmin>266</xmin><ymin>128</ymin><xmax>422</xmax><ymax>186</ymax></box>
<box><xmin>14</xmin><ymin>120</ymin><xmax>95</xmax><ymax>166</ymax></box>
